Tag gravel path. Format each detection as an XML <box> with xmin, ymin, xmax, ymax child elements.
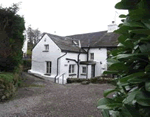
<box><xmin>0</xmin><ymin>72</ymin><xmax>113</xmax><ymax>117</ymax></box>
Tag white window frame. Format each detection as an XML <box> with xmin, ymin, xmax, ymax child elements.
<box><xmin>82</xmin><ymin>66</ymin><xmax>87</xmax><ymax>74</ymax></box>
<box><xmin>46</xmin><ymin>61</ymin><xmax>51</xmax><ymax>74</ymax></box>
<box><xmin>44</xmin><ymin>44</ymin><xmax>49</xmax><ymax>51</ymax></box>
<box><xmin>69</xmin><ymin>64</ymin><xmax>75</xmax><ymax>74</ymax></box>
<box><xmin>90</xmin><ymin>53</ymin><xmax>94</xmax><ymax>60</ymax></box>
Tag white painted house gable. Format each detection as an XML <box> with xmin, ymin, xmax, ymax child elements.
<box><xmin>30</xmin><ymin>34</ymin><xmax>61</xmax><ymax>79</ymax></box>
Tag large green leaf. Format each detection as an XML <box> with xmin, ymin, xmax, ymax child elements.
<box><xmin>123</xmin><ymin>21</ymin><xmax>145</xmax><ymax>28</ymax></box>
<box><xmin>141</xmin><ymin>19</ymin><xmax>150</xmax><ymax>29</ymax></box>
<box><xmin>118</xmin><ymin>72</ymin><xmax>145</xmax><ymax>86</ymax></box>
<box><xmin>119</xmin><ymin>14</ymin><xmax>127</xmax><ymax>18</ymax></box>
<box><xmin>101</xmin><ymin>109</ymin><xmax>110</xmax><ymax>117</ymax></box>
<box><xmin>145</xmin><ymin>64</ymin><xmax>150</xmax><ymax>72</ymax></box>
<box><xmin>124</xmin><ymin>39</ymin><xmax>134</xmax><ymax>48</ymax></box>
<box><xmin>103</xmin><ymin>89</ymin><xmax>119</xmax><ymax>97</ymax></box>
<box><xmin>116</xmin><ymin>53</ymin><xmax>144</xmax><ymax>59</ymax></box>
<box><xmin>107</xmin><ymin>58</ymin><xmax>119</xmax><ymax>66</ymax></box>
<box><xmin>109</xmin><ymin>62</ymin><xmax>128</xmax><ymax>71</ymax></box>
<box><xmin>145</xmin><ymin>81</ymin><xmax>150</xmax><ymax>92</ymax></box>
<box><xmin>129</xmin><ymin>29</ymin><xmax>150</xmax><ymax>35</ymax></box>
<box><xmin>139</xmin><ymin>43</ymin><xmax>150</xmax><ymax>53</ymax></box>
<box><xmin>135</xmin><ymin>91</ymin><xmax>150</xmax><ymax>106</ymax></box>
<box><xmin>128</xmin><ymin>0</ymin><xmax>150</xmax><ymax>20</ymax></box>
<box><xmin>118</xmin><ymin>35</ymin><xmax>127</xmax><ymax>44</ymax></box>
<box><xmin>97</xmin><ymin>98</ymin><xmax>122</xmax><ymax>109</ymax></box>
<box><xmin>114</xmin><ymin>26</ymin><xmax>132</xmax><ymax>36</ymax></box>
<box><xmin>115</xmin><ymin>0</ymin><xmax>140</xmax><ymax>10</ymax></box>
<box><xmin>123</xmin><ymin>89</ymin><xmax>139</xmax><ymax>104</ymax></box>
<box><xmin>128</xmin><ymin>77</ymin><xmax>146</xmax><ymax>84</ymax></box>
<box><xmin>120</xmin><ymin>104</ymin><xmax>141</xmax><ymax>117</ymax></box>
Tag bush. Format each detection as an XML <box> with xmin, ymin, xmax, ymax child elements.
<box><xmin>0</xmin><ymin>65</ymin><xmax>23</xmax><ymax>101</ymax></box>
<box><xmin>98</xmin><ymin>0</ymin><xmax>150</xmax><ymax>116</ymax></box>
<box><xmin>0</xmin><ymin>72</ymin><xmax>16</xmax><ymax>101</ymax></box>
<box><xmin>67</xmin><ymin>78</ymin><xmax>90</xmax><ymax>83</ymax></box>
<box><xmin>91</xmin><ymin>77</ymin><xmax>113</xmax><ymax>84</ymax></box>
<box><xmin>67</xmin><ymin>77</ymin><xmax>113</xmax><ymax>84</ymax></box>
<box><xmin>23</xmin><ymin>59</ymin><xmax>31</xmax><ymax>71</ymax></box>
<box><xmin>0</xmin><ymin>4</ymin><xmax>25</xmax><ymax>72</ymax></box>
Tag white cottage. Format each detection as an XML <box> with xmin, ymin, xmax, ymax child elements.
<box><xmin>29</xmin><ymin>24</ymin><xmax>119</xmax><ymax>84</ymax></box>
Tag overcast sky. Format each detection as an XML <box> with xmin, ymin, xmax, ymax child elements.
<box><xmin>1</xmin><ymin>0</ymin><xmax>127</xmax><ymax>36</ymax></box>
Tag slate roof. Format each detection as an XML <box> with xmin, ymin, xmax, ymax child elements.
<box><xmin>66</xmin><ymin>31</ymin><xmax>119</xmax><ymax>48</ymax></box>
<box><xmin>43</xmin><ymin>31</ymin><xmax>119</xmax><ymax>53</ymax></box>
<box><xmin>45</xmin><ymin>33</ymin><xmax>86</xmax><ymax>53</ymax></box>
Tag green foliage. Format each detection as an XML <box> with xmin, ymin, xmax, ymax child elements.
<box><xmin>98</xmin><ymin>0</ymin><xmax>150</xmax><ymax>116</ymax></box>
<box><xmin>0</xmin><ymin>4</ymin><xmax>25</xmax><ymax>72</ymax></box>
<box><xmin>67</xmin><ymin>77</ymin><xmax>113</xmax><ymax>84</ymax></box>
<box><xmin>0</xmin><ymin>65</ymin><xmax>23</xmax><ymax>101</ymax></box>
<box><xmin>23</xmin><ymin>59</ymin><xmax>31</xmax><ymax>71</ymax></box>
<box><xmin>67</xmin><ymin>78</ymin><xmax>90</xmax><ymax>83</ymax></box>
<box><xmin>0</xmin><ymin>72</ymin><xmax>14</xmax><ymax>83</ymax></box>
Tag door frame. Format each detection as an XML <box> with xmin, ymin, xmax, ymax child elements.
<box><xmin>91</xmin><ymin>65</ymin><xmax>95</xmax><ymax>78</ymax></box>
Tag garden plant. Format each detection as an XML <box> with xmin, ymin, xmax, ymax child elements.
<box><xmin>98</xmin><ymin>0</ymin><xmax>150</xmax><ymax>117</ymax></box>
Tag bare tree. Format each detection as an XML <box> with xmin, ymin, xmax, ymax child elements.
<box><xmin>26</xmin><ymin>26</ymin><xmax>41</xmax><ymax>45</ymax></box>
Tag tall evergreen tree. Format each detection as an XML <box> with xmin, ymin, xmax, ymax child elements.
<box><xmin>0</xmin><ymin>4</ymin><xmax>25</xmax><ymax>71</ymax></box>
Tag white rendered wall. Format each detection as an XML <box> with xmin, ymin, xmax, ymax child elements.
<box><xmin>59</xmin><ymin>52</ymin><xmax>87</xmax><ymax>79</ymax></box>
<box><xmin>31</xmin><ymin>34</ymin><xmax>61</xmax><ymax>78</ymax></box>
<box><xmin>88</xmin><ymin>48</ymin><xmax>107</xmax><ymax>77</ymax></box>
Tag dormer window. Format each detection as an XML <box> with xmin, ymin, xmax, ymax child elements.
<box><xmin>72</xmin><ymin>40</ymin><xmax>78</xmax><ymax>46</ymax></box>
<box><xmin>44</xmin><ymin>44</ymin><xmax>49</xmax><ymax>52</ymax></box>
<box><xmin>90</xmin><ymin>53</ymin><xmax>94</xmax><ymax>60</ymax></box>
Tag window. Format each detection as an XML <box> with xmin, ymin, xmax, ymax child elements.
<box><xmin>69</xmin><ymin>64</ymin><xmax>75</xmax><ymax>73</ymax></box>
<box><xmin>82</xmin><ymin>66</ymin><xmax>86</xmax><ymax>73</ymax></box>
<box><xmin>90</xmin><ymin>53</ymin><xmax>94</xmax><ymax>60</ymax></box>
<box><xmin>46</xmin><ymin>61</ymin><xmax>51</xmax><ymax>74</ymax></box>
<box><xmin>44</xmin><ymin>44</ymin><xmax>49</xmax><ymax>51</ymax></box>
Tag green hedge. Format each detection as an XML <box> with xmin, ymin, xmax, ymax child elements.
<box><xmin>23</xmin><ymin>59</ymin><xmax>31</xmax><ymax>71</ymax></box>
<box><xmin>67</xmin><ymin>77</ymin><xmax>113</xmax><ymax>84</ymax></box>
<box><xmin>67</xmin><ymin>78</ymin><xmax>90</xmax><ymax>83</ymax></box>
<box><xmin>0</xmin><ymin>65</ymin><xmax>23</xmax><ymax>101</ymax></box>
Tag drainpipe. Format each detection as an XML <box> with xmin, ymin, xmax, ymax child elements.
<box><xmin>77</xmin><ymin>40</ymin><xmax>81</xmax><ymax>78</ymax></box>
<box><xmin>77</xmin><ymin>51</ymin><xmax>81</xmax><ymax>78</ymax></box>
<box><xmin>86</xmin><ymin>48</ymin><xmax>90</xmax><ymax>79</ymax></box>
<box><xmin>54</xmin><ymin>52</ymin><xmax>67</xmax><ymax>83</ymax></box>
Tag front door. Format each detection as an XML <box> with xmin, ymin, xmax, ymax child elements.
<box><xmin>91</xmin><ymin>65</ymin><xmax>95</xmax><ymax>78</ymax></box>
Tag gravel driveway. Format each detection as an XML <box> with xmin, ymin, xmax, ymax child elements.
<box><xmin>0</xmin><ymin>72</ymin><xmax>113</xmax><ymax>117</ymax></box>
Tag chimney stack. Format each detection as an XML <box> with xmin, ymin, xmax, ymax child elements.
<box><xmin>107</xmin><ymin>21</ymin><xmax>118</xmax><ymax>33</ymax></box>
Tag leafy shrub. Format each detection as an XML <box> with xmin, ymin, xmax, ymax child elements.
<box><xmin>23</xmin><ymin>59</ymin><xmax>31</xmax><ymax>71</ymax></box>
<box><xmin>98</xmin><ymin>0</ymin><xmax>150</xmax><ymax>117</ymax></box>
<box><xmin>0</xmin><ymin>4</ymin><xmax>25</xmax><ymax>72</ymax></box>
<box><xmin>67</xmin><ymin>78</ymin><xmax>90</xmax><ymax>83</ymax></box>
<box><xmin>67</xmin><ymin>77</ymin><xmax>113</xmax><ymax>84</ymax></box>
<box><xmin>0</xmin><ymin>65</ymin><xmax>23</xmax><ymax>101</ymax></box>
<box><xmin>0</xmin><ymin>72</ymin><xmax>15</xmax><ymax>101</ymax></box>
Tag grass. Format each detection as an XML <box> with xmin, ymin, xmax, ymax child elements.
<box><xmin>21</xmin><ymin>83</ymin><xmax>45</xmax><ymax>88</ymax></box>
<box><xmin>0</xmin><ymin>72</ymin><xmax>14</xmax><ymax>83</ymax></box>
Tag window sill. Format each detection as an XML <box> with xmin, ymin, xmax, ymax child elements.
<box><xmin>44</xmin><ymin>73</ymin><xmax>51</xmax><ymax>76</ymax></box>
<box><xmin>43</xmin><ymin>50</ymin><xmax>49</xmax><ymax>52</ymax></box>
<box><xmin>81</xmin><ymin>73</ymin><xmax>86</xmax><ymax>76</ymax></box>
<box><xmin>69</xmin><ymin>74</ymin><xmax>76</xmax><ymax>76</ymax></box>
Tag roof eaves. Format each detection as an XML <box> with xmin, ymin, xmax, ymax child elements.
<box><xmin>82</xmin><ymin>45</ymin><xmax>117</xmax><ymax>48</ymax></box>
<box><xmin>61</xmin><ymin>50</ymin><xmax>87</xmax><ymax>54</ymax></box>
